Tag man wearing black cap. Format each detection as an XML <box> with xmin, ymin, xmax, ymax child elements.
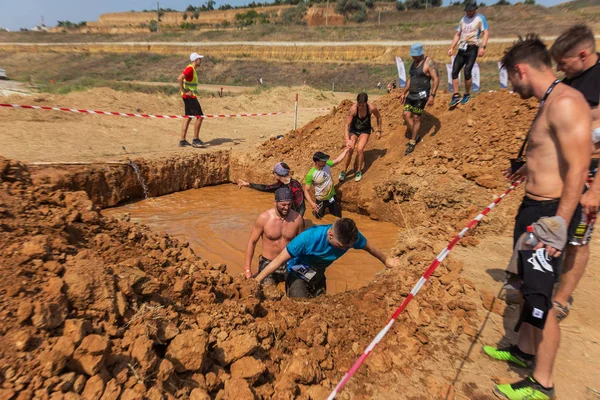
<box><xmin>448</xmin><ymin>2</ymin><xmax>489</xmax><ymax>107</ymax></box>
<box><xmin>237</xmin><ymin>162</ymin><xmax>306</xmax><ymax>216</ymax></box>
<box><xmin>243</xmin><ymin>187</ymin><xmax>304</xmax><ymax>283</ymax></box>
<box><xmin>305</xmin><ymin>148</ymin><xmax>350</xmax><ymax>219</ymax></box>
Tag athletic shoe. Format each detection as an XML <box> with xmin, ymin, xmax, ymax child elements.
<box><xmin>179</xmin><ymin>140</ymin><xmax>191</xmax><ymax>147</ymax></box>
<box><xmin>482</xmin><ymin>345</ymin><xmax>535</xmax><ymax>369</ymax></box>
<box><xmin>405</xmin><ymin>140</ymin><xmax>416</xmax><ymax>155</ymax></box>
<box><xmin>494</xmin><ymin>377</ymin><xmax>555</xmax><ymax>400</ymax></box>
<box><xmin>339</xmin><ymin>171</ymin><xmax>347</xmax><ymax>181</ymax></box>
<box><xmin>461</xmin><ymin>93</ymin><xmax>471</xmax><ymax>105</ymax></box>
<box><xmin>192</xmin><ymin>138</ymin><xmax>205</xmax><ymax>148</ymax></box>
<box><xmin>355</xmin><ymin>171</ymin><xmax>363</xmax><ymax>182</ymax></box>
<box><xmin>449</xmin><ymin>94</ymin><xmax>461</xmax><ymax>107</ymax></box>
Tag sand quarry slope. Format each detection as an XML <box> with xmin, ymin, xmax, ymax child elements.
<box><xmin>1</xmin><ymin>88</ymin><xmax>598</xmax><ymax>399</ymax></box>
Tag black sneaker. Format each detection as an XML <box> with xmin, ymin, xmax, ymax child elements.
<box><xmin>405</xmin><ymin>140</ymin><xmax>416</xmax><ymax>155</ymax></box>
<box><xmin>192</xmin><ymin>138</ymin><xmax>205</xmax><ymax>148</ymax></box>
<box><xmin>179</xmin><ymin>140</ymin><xmax>191</xmax><ymax>147</ymax></box>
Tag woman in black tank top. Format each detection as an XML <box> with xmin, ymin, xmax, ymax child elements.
<box><xmin>340</xmin><ymin>92</ymin><xmax>383</xmax><ymax>182</ymax></box>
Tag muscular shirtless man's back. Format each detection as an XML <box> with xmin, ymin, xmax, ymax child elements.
<box><xmin>244</xmin><ymin>188</ymin><xmax>304</xmax><ymax>284</ymax></box>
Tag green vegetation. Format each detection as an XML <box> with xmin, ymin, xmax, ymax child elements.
<box><xmin>235</xmin><ymin>10</ymin><xmax>270</xmax><ymax>27</ymax></box>
<box><xmin>282</xmin><ymin>4</ymin><xmax>308</xmax><ymax>24</ymax></box>
<box><xmin>57</xmin><ymin>21</ymin><xmax>87</xmax><ymax>29</ymax></box>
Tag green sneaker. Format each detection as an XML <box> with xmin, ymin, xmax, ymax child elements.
<box><xmin>355</xmin><ymin>171</ymin><xmax>363</xmax><ymax>182</ymax></box>
<box><xmin>494</xmin><ymin>377</ymin><xmax>555</xmax><ymax>400</ymax></box>
<box><xmin>339</xmin><ymin>170</ymin><xmax>347</xmax><ymax>181</ymax></box>
<box><xmin>482</xmin><ymin>345</ymin><xmax>534</xmax><ymax>368</ymax></box>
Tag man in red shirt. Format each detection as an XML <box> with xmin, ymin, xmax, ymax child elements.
<box><xmin>178</xmin><ymin>53</ymin><xmax>205</xmax><ymax>148</ymax></box>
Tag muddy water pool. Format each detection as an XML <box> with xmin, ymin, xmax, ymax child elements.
<box><xmin>104</xmin><ymin>185</ymin><xmax>399</xmax><ymax>294</ymax></box>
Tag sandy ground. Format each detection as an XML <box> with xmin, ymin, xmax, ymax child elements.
<box><xmin>0</xmin><ymin>86</ymin><xmax>344</xmax><ymax>163</ymax></box>
<box><xmin>451</xmin><ymin>234</ymin><xmax>600</xmax><ymax>400</ymax></box>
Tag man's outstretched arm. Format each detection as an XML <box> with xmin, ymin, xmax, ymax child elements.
<box><xmin>363</xmin><ymin>241</ymin><xmax>400</xmax><ymax>268</ymax></box>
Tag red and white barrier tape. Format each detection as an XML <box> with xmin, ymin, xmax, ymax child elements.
<box><xmin>0</xmin><ymin>103</ymin><xmax>331</xmax><ymax>119</ymax></box>
<box><xmin>327</xmin><ymin>179</ymin><xmax>523</xmax><ymax>400</ymax></box>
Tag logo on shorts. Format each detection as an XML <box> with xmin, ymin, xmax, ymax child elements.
<box><xmin>527</xmin><ymin>249</ymin><xmax>554</xmax><ymax>274</ymax></box>
<box><xmin>532</xmin><ymin>308</ymin><xmax>544</xmax><ymax>319</ymax></box>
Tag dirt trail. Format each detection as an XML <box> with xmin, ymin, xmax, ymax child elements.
<box><xmin>0</xmin><ymin>86</ymin><xmax>598</xmax><ymax>400</ymax></box>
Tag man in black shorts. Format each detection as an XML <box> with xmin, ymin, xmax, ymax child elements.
<box><xmin>448</xmin><ymin>2</ymin><xmax>488</xmax><ymax>107</ymax></box>
<box><xmin>482</xmin><ymin>35</ymin><xmax>591</xmax><ymax>400</ymax></box>
<box><xmin>178</xmin><ymin>52</ymin><xmax>205</xmax><ymax>148</ymax></box>
<box><xmin>400</xmin><ymin>43</ymin><xmax>439</xmax><ymax>155</ymax></box>
<box><xmin>237</xmin><ymin>162</ymin><xmax>307</xmax><ymax>216</ymax></box>
<box><xmin>243</xmin><ymin>188</ymin><xmax>304</xmax><ymax>284</ymax></box>
<box><xmin>549</xmin><ymin>24</ymin><xmax>600</xmax><ymax>320</ymax></box>
<box><xmin>339</xmin><ymin>92</ymin><xmax>382</xmax><ymax>182</ymax></box>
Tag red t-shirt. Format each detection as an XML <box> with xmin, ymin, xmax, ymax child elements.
<box><xmin>182</xmin><ymin>66</ymin><xmax>196</xmax><ymax>99</ymax></box>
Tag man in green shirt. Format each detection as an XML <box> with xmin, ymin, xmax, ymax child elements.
<box><xmin>304</xmin><ymin>149</ymin><xmax>349</xmax><ymax>219</ymax></box>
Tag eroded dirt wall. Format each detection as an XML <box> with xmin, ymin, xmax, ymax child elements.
<box><xmin>29</xmin><ymin>152</ymin><xmax>230</xmax><ymax>208</ymax></box>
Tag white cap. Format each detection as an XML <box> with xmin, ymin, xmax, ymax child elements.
<box><xmin>190</xmin><ymin>53</ymin><xmax>204</xmax><ymax>62</ymax></box>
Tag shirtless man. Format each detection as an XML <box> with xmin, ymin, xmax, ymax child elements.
<box><xmin>549</xmin><ymin>24</ymin><xmax>600</xmax><ymax>321</ymax></box>
<box><xmin>339</xmin><ymin>92</ymin><xmax>382</xmax><ymax>183</ymax></box>
<box><xmin>482</xmin><ymin>35</ymin><xmax>591</xmax><ymax>400</ymax></box>
<box><xmin>243</xmin><ymin>187</ymin><xmax>304</xmax><ymax>285</ymax></box>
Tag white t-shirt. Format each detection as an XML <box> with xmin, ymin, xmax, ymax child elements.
<box><xmin>457</xmin><ymin>14</ymin><xmax>488</xmax><ymax>47</ymax></box>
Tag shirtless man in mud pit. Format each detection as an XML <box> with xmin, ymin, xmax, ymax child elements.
<box><xmin>243</xmin><ymin>187</ymin><xmax>304</xmax><ymax>284</ymax></box>
<box><xmin>482</xmin><ymin>35</ymin><xmax>591</xmax><ymax>400</ymax></box>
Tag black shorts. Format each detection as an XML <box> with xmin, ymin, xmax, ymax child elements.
<box><xmin>403</xmin><ymin>95</ymin><xmax>428</xmax><ymax>115</ymax></box>
<box><xmin>513</xmin><ymin>196</ymin><xmax>581</xmax><ymax>248</ymax></box>
<box><xmin>513</xmin><ymin>196</ymin><xmax>581</xmax><ymax>331</ymax></box>
<box><xmin>286</xmin><ymin>267</ymin><xmax>327</xmax><ymax>298</ymax></box>
<box><xmin>452</xmin><ymin>45</ymin><xmax>478</xmax><ymax>81</ymax></box>
<box><xmin>349</xmin><ymin>128</ymin><xmax>373</xmax><ymax>136</ymax></box>
<box><xmin>314</xmin><ymin>196</ymin><xmax>342</xmax><ymax>219</ymax></box>
<box><xmin>257</xmin><ymin>255</ymin><xmax>286</xmax><ymax>285</ymax></box>
<box><xmin>183</xmin><ymin>97</ymin><xmax>203</xmax><ymax>116</ymax></box>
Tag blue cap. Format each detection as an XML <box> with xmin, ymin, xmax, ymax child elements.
<box><xmin>410</xmin><ymin>43</ymin><xmax>424</xmax><ymax>57</ymax></box>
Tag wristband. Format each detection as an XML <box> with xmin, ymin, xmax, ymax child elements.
<box><xmin>430</xmin><ymin>94</ymin><xmax>436</xmax><ymax>97</ymax></box>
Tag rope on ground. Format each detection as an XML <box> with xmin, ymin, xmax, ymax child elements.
<box><xmin>327</xmin><ymin>179</ymin><xmax>524</xmax><ymax>400</ymax></box>
<box><xmin>0</xmin><ymin>103</ymin><xmax>331</xmax><ymax>120</ymax></box>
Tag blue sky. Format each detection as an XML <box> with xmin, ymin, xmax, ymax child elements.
<box><xmin>0</xmin><ymin>0</ymin><xmax>570</xmax><ymax>31</ymax></box>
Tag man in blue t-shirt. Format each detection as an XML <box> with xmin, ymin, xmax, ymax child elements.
<box><xmin>253</xmin><ymin>218</ymin><xmax>399</xmax><ymax>298</ymax></box>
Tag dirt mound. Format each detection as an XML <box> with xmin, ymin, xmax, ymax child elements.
<box><xmin>0</xmin><ymin>152</ymin><xmax>497</xmax><ymax>398</ymax></box>
<box><xmin>232</xmin><ymin>90</ymin><xmax>537</xmax><ymax>240</ymax></box>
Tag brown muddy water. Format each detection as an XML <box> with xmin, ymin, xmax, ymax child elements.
<box><xmin>103</xmin><ymin>184</ymin><xmax>399</xmax><ymax>294</ymax></box>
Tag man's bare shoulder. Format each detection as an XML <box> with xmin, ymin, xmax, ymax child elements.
<box><xmin>548</xmin><ymin>87</ymin><xmax>590</xmax><ymax>122</ymax></box>
<box><xmin>287</xmin><ymin>210</ymin><xmax>303</xmax><ymax>225</ymax></box>
<box><xmin>256</xmin><ymin>208</ymin><xmax>275</xmax><ymax>224</ymax></box>
<box><xmin>348</xmin><ymin>104</ymin><xmax>357</xmax><ymax>115</ymax></box>
<box><xmin>368</xmin><ymin>102</ymin><xmax>378</xmax><ymax>112</ymax></box>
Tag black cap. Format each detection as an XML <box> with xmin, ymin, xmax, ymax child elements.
<box><xmin>275</xmin><ymin>187</ymin><xmax>293</xmax><ymax>202</ymax></box>
<box><xmin>464</xmin><ymin>2</ymin><xmax>478</xmax><ymax>11</ymax></box>
<box><xmin>313</xmin><ymin>151</ymin><xmax>330</xmax><ymax>162</ymax></box>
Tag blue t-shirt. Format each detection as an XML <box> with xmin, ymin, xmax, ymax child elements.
<box><xmin>286</xmin><ymin>224</ymin><xmax>367</xmax><ymax>272</ymax></box>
